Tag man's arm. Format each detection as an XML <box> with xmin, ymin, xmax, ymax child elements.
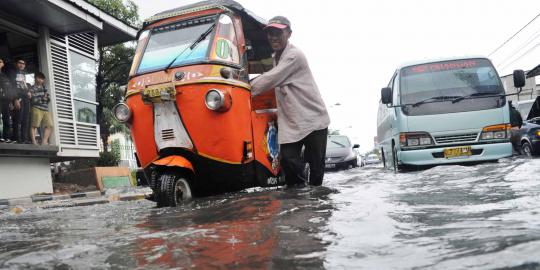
<box><xmin>250</xmin><ymin>53</ymin><xmax>299</xmax><ymax>96</ymax></box>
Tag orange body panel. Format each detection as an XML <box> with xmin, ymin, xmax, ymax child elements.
<box><xmin>251</xmin><ymin>111</ymin><xmax>279</xmax><ymax>174</ymax></box>
<box><xmin>126</xmin><ymin>93</ymin><xmax>158</xmax><ymax>168</ymax></box>
<box><xmin>252</xmin><ymin>89</ymin><xmax>277</xmax><ymax>110</ymax></box>
<box><xmin>177</xmin><ymin>83</ymin><xmax>252</xmax><ymax>164</ymax></box>
<box><xmin>152</xmin><ymin>155</ymin><xmax>194</xmax><ymax>171</ymax></box>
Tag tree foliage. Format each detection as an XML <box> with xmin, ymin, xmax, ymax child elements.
<box><xmin>86</xmin><ymin>0</ymin><xmax>139</xmax><ymax>27</ymax></box>
<box><xmin>85</xmin><ymin>0</ymin><xmax>140</xmax><ymax>151</ymax></box>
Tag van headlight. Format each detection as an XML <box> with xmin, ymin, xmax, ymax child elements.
<box><xmin>480</xmin><ymin>124</ymin><xmax>511</xmax><ymax>140</ymax></box>
<box><xmin>113</xmin><ymin>103</ymin><xmax>131</xmax><ymax>123</ymax></box>
<box><xmin>400</xmin><ymin>132</ymin><xmax>433</xmax><ymax>148</ymax></box>
<box><xmin>205</xmin><ymin>89</ymin><xmax>231</xmax><ymax>112</ymax></box>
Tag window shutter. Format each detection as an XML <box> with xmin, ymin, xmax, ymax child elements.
<box><xmin>68</xmin><ymin>33</ymin><xmax>96</xmax><ymax>57</ymax></box>
<box><xmin>49</xmin><ymin>31</ymin><xmax>100</xmax><ymax>149</ymax></box>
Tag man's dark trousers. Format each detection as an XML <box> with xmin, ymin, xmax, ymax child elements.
<box><xmin>0</xmin><ymin>99</ymin><xmax>11</xmax><ymax>140</ymax></box>
<box><xmin>12</xmin><ymin>98</ymin><xmax>30</xmax><ymax>142</ymax></box>
<box><xmin>280</xmin><ymin>128</ymin><xmax>328</xmax><ymax>186</ymax></box>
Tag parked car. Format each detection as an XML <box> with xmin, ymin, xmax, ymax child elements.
<box><xmin>513</xmin><ymin>118</ymin><xmax>540</xmax><ymax>156</ymax></box>
<box><xmin>512</xmin><ymin>97</ymin><xmax>540</xmax><ymax>156</ymax></box>
<box><xmin>358</xmin><ymin>154</ymin><xmax>366</xmax><ymax>167</ymax></box>
<box><xmin>364</xmin><ymin>154</ymin><xmax>381</xmax><ymax>165</ymax></box>
<box><xmin>325</xmin><ymin>135</ymin><xmax>359</xmax><ymax>170</ymax></box>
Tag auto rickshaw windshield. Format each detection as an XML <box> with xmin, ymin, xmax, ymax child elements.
<box><xmin>132</xmin><ymin>13</ymin><xmax>242</xmax><ymax>76</ymax></box>
<box><xmin>135</xmin><ymin>17</ymin><xmax>217</xmax><ymax>75</ymax></box>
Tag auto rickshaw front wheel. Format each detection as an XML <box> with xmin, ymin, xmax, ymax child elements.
<box><xmin>156</xmin><ymin>173</ymin><xmax>192</xmax><ymax>207</ymax></box>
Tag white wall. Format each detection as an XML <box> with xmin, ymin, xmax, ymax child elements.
<box><xmin>0</xmin><ymin>157</ymin><xmax>53</xmax><ymax>199</ymax></box>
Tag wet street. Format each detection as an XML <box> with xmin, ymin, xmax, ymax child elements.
<box><xmin>1</xmin><ymin>157</ymin><xmax>540</xmax><ymax>269</ymax></box>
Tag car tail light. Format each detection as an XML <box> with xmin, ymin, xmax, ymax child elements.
<box><xmin>480</xmin><ymin>124</ymin><xmax>511</xmax><ymax>140</ymax></box>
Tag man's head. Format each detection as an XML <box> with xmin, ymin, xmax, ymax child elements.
<box><xmin>265</xmin><ymin>16</ymin><xmax>292</xmax><ymax>52</ymax></box>
<box><xmin>35</xmin><ymin>71</ymin><xmax>46</xmax><ymax>85</ymax></box>
<box><xmin>15</xmin><ymin>58</ymin><xmax>26</xmax><ymax>71</ymax></box>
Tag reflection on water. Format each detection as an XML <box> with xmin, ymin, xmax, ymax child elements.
<box><xmin>1</xmin><ymin>158</ymin><xmax>540</xmax><ymax>269</ymax></box>
<box><xmin>323</xmin><ymin>158</ymin><xmax>540</xmax><ymax>269</ymax></box>
<box><xmin>0</xmin><ymin>187</ymin><xmax>334</xmax><ymax>269</ymax></box>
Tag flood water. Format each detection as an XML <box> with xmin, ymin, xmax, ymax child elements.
<box><xmin>1</xmin><ymin>157</ymin><xmax>540</xmax><ymax>269</ymax></box>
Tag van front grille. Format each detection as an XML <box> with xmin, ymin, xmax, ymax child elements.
<box><xmin>434</xmin><ymin>133</ymin><xmax>478</xmax><ymax>144</ymax></box>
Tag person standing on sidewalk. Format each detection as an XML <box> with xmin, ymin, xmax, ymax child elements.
<box><xmin>0</xmin><ymin>58</ymin><xmax>15</xmax><ymax>143</ymax></box>
<box><xmin>250</xmin><ymin>16</ymin><xmax>330</xmax><ymax>187</ymax></box>
<box><xmin>10</xmin><ymin>58</ymin><xmax>31</xmax><ymax>144</ymax></box>
<box><xmin>30</xmin><ymin>72</ymin><xmax>52</xmax><ymax>145</ymax></box>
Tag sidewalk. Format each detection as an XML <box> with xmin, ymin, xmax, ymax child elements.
<box><xmin>0</xmin><ymin>186</ymin><xmax>153</xmax><ymax>211</ymax></box>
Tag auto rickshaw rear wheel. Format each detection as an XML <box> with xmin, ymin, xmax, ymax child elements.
<box><xmin>156</xmin><ymin>173</ymin><xmax>192</xmax><ymax>207</ymax></box>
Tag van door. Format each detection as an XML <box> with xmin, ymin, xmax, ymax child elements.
<box><xmin>378</xmin><ymin>73</ymin><xmax>398</xmax><ymax>154</ymax></box>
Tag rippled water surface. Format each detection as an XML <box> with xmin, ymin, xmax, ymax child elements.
<box><xmin>1</xmin><ymin>157</ymin><xmax>540</xmax><ymax>269</ymax></box>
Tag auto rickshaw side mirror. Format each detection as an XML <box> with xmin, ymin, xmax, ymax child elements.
<box><xmin>381</xmin><ymin>87</ymin><xmax>392</xmax><ymax>104</ymax></box>
<box><xmin>353</xmin><ymin>144</ymin><xmax>360</xmax><ymax>149</ymax></box>
<box><xmin>513</xmin><ymin>69</ymin><xmax>526</xmax><ymax>91</ymax></box>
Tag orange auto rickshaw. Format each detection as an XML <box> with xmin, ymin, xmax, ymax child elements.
<box><xmin>114</xmin><ymin>0</ymin><xmax>283</xmax><ymax>207</ymax></box>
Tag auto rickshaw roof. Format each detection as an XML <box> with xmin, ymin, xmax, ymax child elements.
<box><xmin>143</xmin><ymin>0</ymin><xmax>273</xmax><ymax>68</ymax></box>
<box><xmin>144</xmin><ymin>0</ymin><xmax>267</xmax><ymax>28</ymax></box>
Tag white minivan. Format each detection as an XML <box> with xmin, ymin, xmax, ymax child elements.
<box><xmin>377</xmin><ymin>57</ymin><xmax>525</xmax><ymax>171</ymax></box>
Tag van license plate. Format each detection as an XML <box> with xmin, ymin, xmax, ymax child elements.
<box><xmin>325</xmin><ymin>164</ymin><xmax>336</xmax><ymax>169</ymax></box>
<box><xmin>443</xmin><ymin>146</ymin><xmax>472</xmax><ymax>158</ymax></box>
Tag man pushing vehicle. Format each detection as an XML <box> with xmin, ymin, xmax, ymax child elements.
<box><xmin>251</xmin><ymin>16</ymin><xmax>331</xmax><ymax>187</ymax></box>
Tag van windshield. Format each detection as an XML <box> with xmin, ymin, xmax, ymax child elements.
<box><xmin>400</xmin><ymin>59</ymin><xmax>505</xmax><ymax>116</ymax></box>
<box><xmin>136</xmin><ymin>17</ymin><xmax>215</xmax><ymax>74</ymax></box>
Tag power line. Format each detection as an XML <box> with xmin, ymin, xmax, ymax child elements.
<box><xmin>495</xmin><ymin>28</ymin><xmax>540</xmax><ymax>68</ymax></box>
<box><xmin>488</xmin><ymin>11</ymin><xmax>540</xmax><ymax>57</ymax></box>
<box><xmin>499</xmin><ymin>41</ymin><xmax>540</xmax><ymax>73</ymax></box>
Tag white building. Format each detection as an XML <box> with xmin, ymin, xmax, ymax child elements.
<box><xmin>106</xmin><ymin>132</ymin><xmax>137</xmax><ymax>169</ymax></box>
<box><xmin>0</xmin><ymin>0</ymin><xmax>137</xmax><ymax>199</ymax></box>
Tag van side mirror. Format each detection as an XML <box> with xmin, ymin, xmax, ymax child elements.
<box><xmin>381</xmin><ymin>87</ymin><xmax>392</xmax><ymax>104</ymax></box>
<box><xmin>513</xmin><ymin>69</ymin><xmax>525</xmax><ymax>90</ymax></box>
<box><xmin>353</xmin><ymin>144</ymin><xmax>360</xmax><ymax>149</ymax></box>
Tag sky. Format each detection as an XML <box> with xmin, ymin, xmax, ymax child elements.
<box><xmin>132</xmin><ymin>0</ymin><xmax>540</xmax><ymax>153</ymax></box>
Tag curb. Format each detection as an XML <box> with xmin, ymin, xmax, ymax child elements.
<box><xmin>0</xmin><ymin>191</ymin><xmax>107</xmax><ymax>206</ymax></box>
<box><xmin>1</xmin><ymin>188</ymin><xmax>153</xmax><ymax>210</ymax></box>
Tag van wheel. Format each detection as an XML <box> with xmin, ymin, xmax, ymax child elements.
<box><xmin>352</xmin><ymin>158</ymin><xmax>359</xmax><ymax>168</ymax></box>
<box><xmin>381</xmin><ymin>148</ymin><xmax>386</xmax><ymax>168</ymax></box>
<box><xmin>157</xmin><ymin>173</ymin><xmax>192</xmax><ymax>207</ymax></box>
<box><xmin>392</xmin><ymin>146</ymin><xmax>399</xmax><ymax>173</ymax></box>
<box><xmin>521</xmin><ymin>142</ymin><xmax>533</xmax><ymax>157</ymax></box>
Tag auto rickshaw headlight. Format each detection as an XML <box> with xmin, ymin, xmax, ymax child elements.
<box><xmin>205</xmin><ymin>89</ymin><xmax>231</xmax><ymax>112</ymax></box>
<box><xmin>114</xmin><ymin>103</ymin><xmax>132</xmax><ymax>123</ymax></box>
<box><xmin>220</xmin><ymin>68</ymin><xmax>232</xmax><ymax>79</ymax></box>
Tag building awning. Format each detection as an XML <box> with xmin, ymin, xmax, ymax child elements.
<box><xmin>526</xmin><ymin>63</ymin><xmax>540</xmax><ymax>78</ymax></box>
<box><xmin>0</xmin><ymin>0</ymin><xmax>137</xmax><ymax>46</ymax></box>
